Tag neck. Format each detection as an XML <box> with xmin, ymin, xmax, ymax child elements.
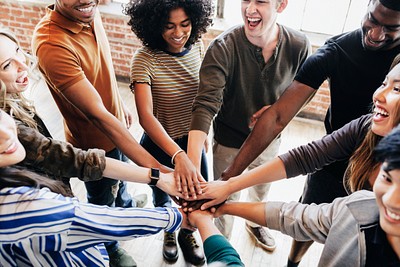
<box><xmin>246</xmin><ymin>23</ymin><xmax>279</xmax><ymax>50</ymax></box>
<box><xmin>387</xmin><ymin>234</ymin><xmax>400</xmax><ymax>259</ymax></box>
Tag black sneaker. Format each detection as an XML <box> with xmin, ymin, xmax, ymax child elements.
<box><xmin>163</xmin><ymin>231</ymin><xmax>178</xmax><ymax>262</ymax></box>
<box><xmin>178</xmin><ymin>231</ymin><xmax>205</xmax><ymax>266</ymax></box>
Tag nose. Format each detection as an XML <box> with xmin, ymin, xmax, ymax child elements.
<box><xmin>246</xmin><ymin>1</ymin><xmax>257</xmax><ymax>15</ymax></box>
<box><xmin>368</xmin><ymin>25</ymin><xmax>386</xmax><ymax>42</ymax></box>
<box><xmin>13</xmin><ymin>57</ymin><xmax>28</xmax><ymax>72</ymax></box>
<box><xmin>373</xmin><ymin>84</ymin><xmax>388</xmax><ymax>104</ymax></box>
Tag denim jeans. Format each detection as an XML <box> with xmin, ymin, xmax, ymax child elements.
<box><xmin>140</xmin><ymin>133</ymin><xmax>209</xmax><ymax>207</ymax></box>
<box><xmin>84</xmin><ymin>148</ymin><xmax>134</xmax><ymax>253</ymax></box>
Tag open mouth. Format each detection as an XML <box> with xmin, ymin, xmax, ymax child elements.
<box><xmin>16</xmin><ymin>72</ymin><xmax>28</xmax><ymax>86</ymax></box>
<box><xmin>374</xmin><ymin>106</ymin><xmax>389</xmax><ymax>119</ymax></box>
<box><xmin>248</xmin><ymin>17</ymin><xmax>261</xmax><ymax>28</ymax></box>
<box><xmin>387</xmin><ymin>208</ymin><xmax>400</xmax><ymax>221</ymax></box>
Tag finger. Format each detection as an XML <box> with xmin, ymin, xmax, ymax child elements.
<box><xmin>182</xmin><ymin>180</ymin><xmax>189</xmax><ymax>199</ymax></box>
<box><xmin>187</xmin><ymin>179</ymin><xmax>197</xmax><ymax>200</ymax></box>
<box><xmin>170</xmin><ymin>195</ymin><xmax>180</xmax><ymax>205</ymax></box>
<box><xmin>201</xmin><ymin>199</ymin><xmax>219</xmax><ymax>210</ymax></box>
<box><xmin>175</xmin><ymin>173</ymin><xmax>182</xmax><ymax>192</ymax></box>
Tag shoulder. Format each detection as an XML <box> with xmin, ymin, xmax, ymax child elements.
<box><xmin>345</xmin><ymin>190</ymin><xmax>379</xmax><ymax>223</ymax></box>
<box><xmin>280</xmin><ymin>24</ymin><xmax>310</xmax><ymax>50</ymax></box>
<box><xmin>210</xmin><ymin>25</ymin><xmax>245</xmax><ymax>47</ymax></box>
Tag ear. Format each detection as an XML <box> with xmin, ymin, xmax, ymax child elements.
<box><xmin>277</xmin><ymin>0</ymin><xmax>288</xmax><ymax>13</ymax></box>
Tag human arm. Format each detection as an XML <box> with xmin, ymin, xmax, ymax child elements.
<box><xmin>134</xmin><ymin>82</ymin><xmax>203</xmax><ymax>197</ymax></box>
<box><xmin>187</xmin><ymin>209</ymin><xmax>244</xmax><ymax>266</ymax></box>
<box><xmin>103</xmin><ymin>157</ymin><xmax>183</xmax><ymax>197</ymax></box>
<box><xmin>197</xmin><ymin>157</ymin><xmax>286</xmax><ymax>209</ymax></box>
<box><xmin>221</xmin><ymin>81</ymin><xmax>316</xmax><ymax>180</ymax></box>
<box><xmin>60</xmin><ymin>78</ymin><xmax>164</xmax><ymax>169</ymax></box>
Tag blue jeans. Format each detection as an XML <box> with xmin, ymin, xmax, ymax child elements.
<box><xmin>140</xmin><ymin>133</ymin><xmax>209</xmax><ymax>207</ymax></box>
<box><xmin>84</xmin><ymin>148</ymin><xmax>134</xmax><ymax>253</ymax></box>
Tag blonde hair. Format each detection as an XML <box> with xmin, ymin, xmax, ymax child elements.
<box><xmin>345</xmin><ymin>54</ymin><xmax>400</xmax><ymax>192</ymax></box>
<box><xmin>0</xmin><ymin>28</ymin><xmax>39</xmax><ymax>129</ymax></box>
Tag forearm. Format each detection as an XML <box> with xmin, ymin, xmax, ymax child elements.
<box><xmin>196</xmin><ymin>217</ymin><xmax>222</xmax><ymax>242</ymax></box>
<box><xmin>222</xmin><ymin>81</ymin><xmax>315</xmax><ymax>179</ymax></box>
<box><xmin>92</xmin><ymin>117</ymin><xmax>161</xmax><ymax>168</ymax></box>
<box><xmin>227</xmin><ymin>157</ymin><xmax>287</xmax><ymax>194</ymax></box>
<box><xmin>218</xmin><ymin>202</ymin><xmax>267</xmax><ymax>226</ymax></box>
<box><xmin>187</xmin><ymin>130</ymin><xmax>208</xmax><ymax>169</ymax></box>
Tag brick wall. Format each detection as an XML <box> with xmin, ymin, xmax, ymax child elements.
<box><xmin>0</xmin><ymin>0</ymin><xmax>329</xmax><ymax>121</ymax></box>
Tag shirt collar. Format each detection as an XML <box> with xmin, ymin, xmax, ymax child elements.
<box><xmin>46</xmin><ymin>4</ymin><xmax>93</xmax><ymax>34</ymax></box>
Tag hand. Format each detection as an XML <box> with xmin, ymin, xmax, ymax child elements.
<box><xmin>174</xmin><ymin>152</ymin><xmax>205</xmax><ymax>199</ymax></box>
<box><xmin>187</xmin><ymin>208</ymin><xmax>214</xmax><ymax>228</ymax></box>
<box><xmin>157</xmin><ymin>172</ymin><xmax>184</xmax><ymax>198</ymax></box>
<box><xmin>249</xmin><ymin>105</ymin><xmax>271</xmax><ymax>129</ymax></box>
<box><xmin>178</xmin><ymin>208</ymin><xmax>197</xmax><ymax>231</ymax></box>
<box><xmin>181</xmin><ymin>199</ymin><xmax>208</xmax><ymax>213</ymax></box>
<box><xmin>196</xmin><ymin>180</ymin><xmax>231</xmax><ymax>210</ymax></box>
<box><xmin>121</xmin><ymin>101</ymin><xmax>133</xmax><ymax>129</ymax></box>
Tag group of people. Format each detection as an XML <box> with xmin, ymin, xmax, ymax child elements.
<box><xmin>1</xmin><ymin>0</ymin><xmax>400</xmax><ymax>266</ymax></box>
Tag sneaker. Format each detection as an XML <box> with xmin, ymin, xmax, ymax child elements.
<box><xmin>178</xmin><ymin>231</ymin><xmax>205</xmax><ymax>266</ymax></box>
<box><xmin>163</xmin><ymin>231</ymin><xmax>178</xmax><ymax>262</ymax></box>
<box><xmin>133</xmin><ymin>193</ymin><xmax>148</xmax><ymax>208</ymax></box>
<box><xmin>108</xmin><ymin>247</ymin><xmax>137</xmax><ymax>267</ymax></box>
<box><xmin>245</xmin><ymin>223</ymin><xmax>276</xmax><ymax>252</ymax></box>
<box><xmin>287</xmin><ymin>259</ymin><xmax>300</xmax><ymax>267</ymax></box>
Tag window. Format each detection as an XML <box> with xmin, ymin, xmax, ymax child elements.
<box><xmin>219</xmin><ymin>0</ymin><xmax>368</xmax><ymax>36</ymax></box>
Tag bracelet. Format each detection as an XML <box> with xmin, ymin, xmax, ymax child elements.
<box><xmin>171</xmin><ymin>149</ymin><xmax>184</xmax><ymax>165</ymax></box>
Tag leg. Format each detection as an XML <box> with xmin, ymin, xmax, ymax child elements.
<box><xmin>245</xmin><ymin>138</ymin><xmax>280</xmax><ymax>251</ymax></box>
<box><xmin>288</xmin><ymin>161</ymin><xmax>349</xmax><ymax>265</ymax></box>
<box><xmin>212</xmin><ymin>139</ymin><xmax>241</xmax><ymax>239</ymax></box>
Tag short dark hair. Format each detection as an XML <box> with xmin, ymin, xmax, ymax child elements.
<box><xmin>123</xmin><ymin>0</ymin><xmax>214</xmax><ymax>51</ymax></box>
<box><xmin>374</xmin><ymin>124</ymin><xmax>400</xmax><ymax>170</ymax></box>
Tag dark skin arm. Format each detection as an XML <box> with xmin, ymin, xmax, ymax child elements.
<box><xmin>221</xmin><ymin>81</ymin><xmax>316</xmax><ymax>180</ymax></box>
<box><xmin>61</xmin><ymin>78</ymin><xmax>167</xmax><ymax>170</ymax></box>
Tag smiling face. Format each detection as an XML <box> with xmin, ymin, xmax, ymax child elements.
<box><xmin>371</xmin><ymin>63</ymin><xmax>400</xmax><ymax>136</ymax></box>
<box><xmin>161</xmin><ymin>7</ymin><xmax>192</xmax><ymax>54</ymax></box>
<box><xmin>0</xmin><ymin>35</ymin><xmax>29</xmax><ymax>94</ymax></box>
<box><xmin>55</xmin><ymin>0</ymin><xmax>99</xmax><ymax>25</ymax></box>
<box><xmin>374</xmin><ymin>164</ymin><xmax>400</xmax><ymax>241</ymax></box>
<box><xmin>241</xmin><ymin>0</ymin><xmax>285</xmax><ymax>40</ymax></box>
<box><xmin>0</xmin><ymin>110</ymin><xmax>25</xmax><ymax>167</ymax></box>
<box><xmin>361</xmin><ymin>0</ymin><xmax>400</xmax><ymax>51</ymax></box>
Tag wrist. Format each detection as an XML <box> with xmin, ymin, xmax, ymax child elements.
<box><xmin>148</xmin><ymin>168</ymin><xmax>160</xmax><ymax>186</ymax></box>
<box><xmin>171</xmin><ymin>149</ymin><xmax>184</xmax><ymax>165</ymax></box>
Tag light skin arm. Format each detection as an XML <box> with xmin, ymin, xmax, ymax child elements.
<box><xmin>134</xmin><ymin>83</ymin><xmax>204</xmax><ymax>198</ymax></box>
<box><xmin>221</xmin><ymin>81</ymin><xmax>316</xmax><ymax>180</ymax></box>
<box><xmin>187</xmin><ymin>129</ymin><xmax>208</xmax><ymax>172</ymax></box>
<box><xmin>187</xmin><ymin>209</ymin><xmax>221</xmax><ymax>241</ymax></box>
<box><xmin>103</xmin><ymin>157</ymin><xmax>183</xmax><ymax>197</ymax></box>
<box><xmin>60</xmin><ymin>78</ymin><xmax>166</xmax><ymax>170</ymax></box>
<box><xmin>215</xmin><ymin>202</ymin><xmax>267</xmax><ymax>227</ymax></box>
<box><xmin>197</xmin><ymin>157</ymin><xmax>287</xmax><ymax>209</ymax></box>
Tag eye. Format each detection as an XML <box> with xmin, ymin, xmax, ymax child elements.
<box><xmin>381</xmin><ymin>173</ymin><xmax>393</xmax><ymax>183</ymax></box>
<box><xmin>2</xmin><ymin>62</ymin><xmax>11</xmax><ymax>71</ymax></box>
<box><xmin>165</xmin><ymin>24</ymin><xmax>174</xmax><ymax>30</ymax></box>
<box><xmin>394</xmin><ymin>87</ymin><xmax>400</xmax><ymax>92</ymax></box>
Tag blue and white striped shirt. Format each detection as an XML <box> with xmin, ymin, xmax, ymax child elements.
<box><xmin>0</xmin><ymin>186</ymin><xmax>182</xmax><ymax>266</ymax></box>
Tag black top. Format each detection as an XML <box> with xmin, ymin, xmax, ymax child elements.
<box><xmin>365</xmin><ymin>224</ymin><xmax>400</xmax><ymax>266</ymax></box>
<box><xmin>296</xmin><ymin>29</ymin><xmax>400</xmax><ymax>133</ymax></box>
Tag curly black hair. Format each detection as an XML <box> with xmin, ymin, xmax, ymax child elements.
<box><xmin>123</xmin><ymin>0</ymin><xmax>214</xmax><ymax>51</ymax></box>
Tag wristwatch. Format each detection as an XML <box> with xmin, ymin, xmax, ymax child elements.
<box><xmin>148</xmin><ymin>168</ymin><xmax>160</xmax><ymax>186</ymax></box>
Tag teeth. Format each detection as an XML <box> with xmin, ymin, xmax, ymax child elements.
<box><xmin>374</xmin><ymin>107</ymin><xmax>389</xmax><ymax>116</ymax></box>
<box><xmin>78</xmin><ymin>6</ymin><xmax>93</xmax><ymax>13</ymax></box>
<box><xmin>387</xmin><ymin>209</ymin><xmax>400</xmax><ymax>220</ymax></box>
<box><xmin>248</xmin><ymin>18</ymin><xmax>261</xmax><ymax>22</ymax></box>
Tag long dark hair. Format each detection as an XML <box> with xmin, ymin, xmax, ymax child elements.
<box><xmin>0</xmin><ymin>166</ymin><xmax>73</xmax><ymax>197</ymax></box>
